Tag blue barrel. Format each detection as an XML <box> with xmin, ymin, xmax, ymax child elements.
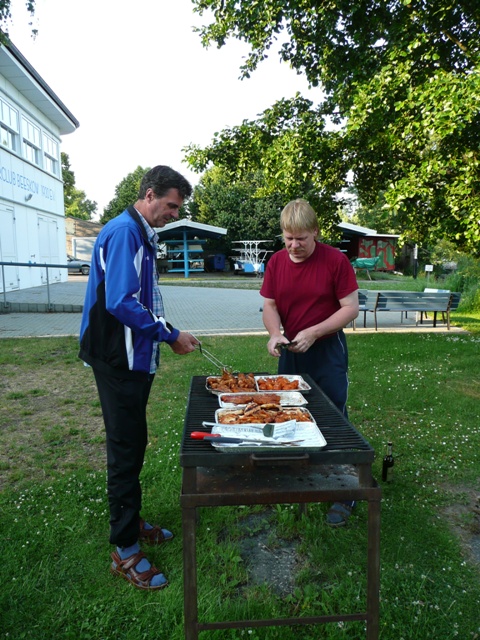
<box><xmin>214</xmin><ymin>254</ymin><xmax>225</xmax><ymax>271</ymax></box>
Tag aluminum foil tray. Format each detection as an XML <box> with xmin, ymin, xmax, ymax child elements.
<box><xmin>210</xmin><ymin>422</ymin><xmax>327</xmax><ymax>452</ymax></box>
<box><xmin>254</xmin><ymin>375</ymin><xmax>312</xmax><ymax>393</ymax></box>
<box><xmin>205</xmin><ymin>374</ymin><xmax>256</xmax><ymax>395</ymax></box>
<box><xmin>215</xmin><ymin>406</ymin><xmax>315</xmax><ymax>425</ymax></box>
<box><xmin>218</xmin><ymin>391</ymin><xmax>308</xmax><ymax>409</ymax></box>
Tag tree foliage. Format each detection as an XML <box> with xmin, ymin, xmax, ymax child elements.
<box><xmin>61</xmin><ymin>152</ymin><xmax>75</xmax><ymax>197</ymax></box>
<box><xmin>186</xmin><ymin>166</ymin><xmax>286</xmax><ymax>255</ymax></box>
<box><xmin>185</xmin><ymin>95</ymin><xmax>346</xmax><ymax>235</ymax></box>
<box><xmin>65</xmin><ymin>187</ymin><xmax>97</xmax><ymax>220</ymax></box>
<box><xmin>61</xmin><ymin>152</ymin><xmax>97</xmax><ymax>221</ymax></box>
<box><xmin>189</xmin><ymin>0</ymin><xmax>480</xmax><ymax>254</ymax></box>
<box><xmin>0</xmin><ymin>1</ymin><xmax>37</xmax><ymax>43</ymax></box>
<box><xmin>100</xmin><ymin>166</ymin><xmax>148</xmax><ymax>224</ymax></box>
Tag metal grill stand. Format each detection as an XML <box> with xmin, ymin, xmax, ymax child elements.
<box><xmin>180</xmin><ymin>375</ymin><xmax>381</xmax><ymax>639</ymax></box>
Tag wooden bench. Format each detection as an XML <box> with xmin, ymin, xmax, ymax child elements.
<box><xmin>353</xmin><ymin>290</ymin><xmax>461</xmax><ymax>331</ymax></box>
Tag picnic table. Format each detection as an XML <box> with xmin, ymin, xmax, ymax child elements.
<box><xmin>351</xmin><ymin>257</ymin><xmax>380</xmax><ymax>280</ymax></box>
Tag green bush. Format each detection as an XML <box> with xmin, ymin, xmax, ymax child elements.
<box><xmin>443</xmin><ymin>254</ymin><xmax>480</xmax><ymax>312</ymax></box>
<box><xmin>425</xmin><ymin>240</ymin><xmax>480</xmax><ymax>312</ymax></box>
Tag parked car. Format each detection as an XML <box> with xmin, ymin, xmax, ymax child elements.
<box><xmin>67</xmin><ymin>255</ymin><xmax>90</xmax><ymax>276</ymax></box>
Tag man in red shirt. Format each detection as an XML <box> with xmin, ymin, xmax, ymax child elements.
<box><xmin>260</xmin><ymin>198</ymin><xmax>359</xmax><ymax>526</ymax></box>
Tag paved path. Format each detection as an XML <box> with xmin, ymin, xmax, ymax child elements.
<box><xmin>0</xmin><ymin>279</ymin><xmax>267</xmax><ymax>338</ymax></box>
<box><xmin>0</xmin><ymin>278</ymin><xmax>464</xmax><ymax>338</ymax></box>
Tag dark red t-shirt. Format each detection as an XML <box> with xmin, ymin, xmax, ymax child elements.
<box><xmin>260</xmin><ymin>242</ymin><xmax>358</xmax><ymax>340</ymax></box>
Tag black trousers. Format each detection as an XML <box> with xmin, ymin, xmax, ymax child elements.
<box><xmin>279</xmin><ymin>331</ymin><xmax>355</xmax><ymax>508</ymax></box>
<box><xmin>279</xmin><ymin>331</ymin><xmax>349</xmax><ymax>417</ymax></box>
<box><xmin>93</xmin><ymin>368</ymin><xmax>154</xmax><ymax>547</ymax></box>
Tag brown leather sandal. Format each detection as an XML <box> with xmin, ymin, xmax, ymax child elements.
<box><xmin>110</xmin><ymin>550</ymin><xmax>168</xmax><ymax>590</ymax></box>
<box><xmin>139</xmin><ymin>518</ymin><xmax>174</xmax><ymax>545</ymax></box>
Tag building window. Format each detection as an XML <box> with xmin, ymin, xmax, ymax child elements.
<box><xmin>0</xmin><ymin>97</ymin><xmax>19</xmax><ymax>151</ymax></box>
<box><xmin>21</xmin><ymin>116</ymin><xmax>41</xmax><ymax>165</ymax></box>
<box><xmin>43</xmin><ymin>132</ymin><xmax>59</xmax><ymax>175</ymax></box>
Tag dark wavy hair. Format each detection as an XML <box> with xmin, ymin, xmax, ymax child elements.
<box><xmin>138</xmin><ymin>165</ymin><xmax>192</xmax><ymax>200</ymax></box>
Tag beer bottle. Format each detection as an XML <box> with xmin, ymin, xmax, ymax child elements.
<box><xmin>382</xmin><ymin>442</ymin><xmax>394</xmax><ymax>482</ymax></box>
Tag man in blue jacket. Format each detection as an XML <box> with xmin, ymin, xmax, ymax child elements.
<box><xmin>79</xmin><ymin>165</ymin><xmax>199</xmax><ymax>591</ymax></box>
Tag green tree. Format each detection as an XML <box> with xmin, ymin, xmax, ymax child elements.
<box><xmin>0</xmin><ymin>1</ymin><xmax>36</xmax><ymax>43</ymax></box>
<box><xmin>190</xmin><ymin>0</ymin><xmax>480</xmax><ymax>254</ymax></box>
<box><xmin>350</xmin><ymin>192</ymin><xmax>401</xmax><ymax>235</ymax></box>
<box><xmin>61</xmin><ymin>152</ymin><xmax>75</xmax><ymax>199</ymax></box>
<box><xmin>185</xmin><ymin>96</ymin><xmax>346</xmax><ymax>237</ymax></box>
<box><xmin>65</xmin><ymin>188</ymin><xmax>97</xmax><ymax>220</ymax></box>
<box><xmin>62</xmin><ymin>152</ymin><xmax>97</xmax><ymax>220</ymax></box>
<box><xmin>101</xmin><ymin>166</ymin><xmax>149</xmax><ymax>224</ymax></box>
<box><xmin>186</xmin><ymin>166</ymin><xmax>286</xmax><ymax>255</ymax></box>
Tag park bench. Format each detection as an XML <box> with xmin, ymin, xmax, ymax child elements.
<box><xmin>350</xmin><ymin>256</ymin><xmax>380</xmax><ymax>280</ymax></box>
<box><xmin>421</xmin><ymin>288</ymin><xmax>460</xmax><ymax>324</ymax></box>
<box><xmin>354</xmin><ymin>290</ymin><xmax>374</xmax><ymax>329</ymax></box>
<box><xmin>352</xmin><ymin>290</ymin><xmax>461</xmax><ymax>331</ymax></box>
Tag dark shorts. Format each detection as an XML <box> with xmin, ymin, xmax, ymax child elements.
<box><xmin>278</xmin><ymin>331</ymin><xmax>349</xmax><ymax>416</ymax></box>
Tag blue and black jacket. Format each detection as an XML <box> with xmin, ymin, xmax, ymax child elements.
<box><xmin>79</xmin><ymin>206</ymin><xmax>179</xmax><ymax>379</ymax></box>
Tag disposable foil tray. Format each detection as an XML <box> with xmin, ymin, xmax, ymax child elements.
<box><xmin>215</xmin><ymin>406</ymin><xmax>315</xmax><ymax>425</ymax></box>
<box><xmin>209</xmin><ymin>422</ymin><xmax>327</xmax><ymax>452</ymax></box>
<box><xmin>254</xmin><ymin>375</ymin><xmax>311</xmax><ymax>393</ymax></box>
<box><xmin>218</xmin><ymin>391</ymin><xmax>308</xmax><ymax>409</ymax></box>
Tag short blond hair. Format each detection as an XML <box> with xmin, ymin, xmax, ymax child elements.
<box><xmin>280</xmin><ymin>199</ymin><xmax>319</xmax><ymax>233</ymax></box>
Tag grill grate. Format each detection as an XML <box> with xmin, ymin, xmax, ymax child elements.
<box><xmin>180</xmin><ymin>375</ymin><xmax>374</xmax><ymax>468</ymax></box>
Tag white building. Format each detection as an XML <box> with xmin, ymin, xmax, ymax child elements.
<box><xmin>0</xmin><ymin>39</ymin><xmax>78</xmax><ymax>292</ymax></box>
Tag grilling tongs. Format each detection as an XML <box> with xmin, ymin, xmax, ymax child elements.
<box><xmin>191</xmin><ymin>431</ymin><xmax>303</xmax><ymax>446</ymax></box>
<box><xmin>194</xmin><ymin>338</ymin><xmax>236</xmax><ymax>373</ymax></box>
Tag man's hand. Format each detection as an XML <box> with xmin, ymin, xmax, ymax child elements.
<box><xmin>169</xmin><ymin>331</ymin><xmax>200</xmax><ymax>355</ymax></box>
<box><xmin>267</xmin><ymin>335</ymin><xmax>289</xmax><ymax>357</ymax></box>
<box><xmin>289</xmin><ymin>329</ymin><xmax>317</xmax><ymax>353</ymax></box>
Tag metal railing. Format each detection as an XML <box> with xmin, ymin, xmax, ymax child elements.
<box><xmin>1</xmin><ymin>261</ymin><xmax>70</xmax><ymax>311</ymax></box>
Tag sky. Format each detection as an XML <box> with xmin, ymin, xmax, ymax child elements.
<box><xmin>7</xmin><ymin>0</ymin><xmax>323</xmax><ymax>217</ymax></box>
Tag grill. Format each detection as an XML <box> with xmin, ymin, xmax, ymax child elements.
<box><xmin>180</xmin><ymin>375</ymin><xmax>381</xmax><ymax>640</ymax></box>
<box><xmin>180</xmin><ymin>375</ymin><xmax>375</xmax><ymax>469</ymax></box>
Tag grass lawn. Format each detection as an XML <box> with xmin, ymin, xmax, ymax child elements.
<box><xmin>1</xmin><ymin>321</ymin><xmax>479</xmax><ymax>639</ymax></box>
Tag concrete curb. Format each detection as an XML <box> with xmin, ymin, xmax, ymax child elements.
<box><xmin>1</xmin><ymin>302</ymin><xmax>83</xmax><ymax>314</ymax></box>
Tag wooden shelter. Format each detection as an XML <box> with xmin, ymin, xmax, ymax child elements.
<box><xmin>338</xmin><ymin>222</ymin><xmax>399</xmax><ymax>271</ymax></box>
<box><xmin>155</xmin><ymin>219</ymin><xmax>227</xmax><ymax>278</ymax></box>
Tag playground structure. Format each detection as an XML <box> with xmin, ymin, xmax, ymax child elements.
<box><xmin>231</xmin><ymin>240</ymin><xmax>272</xmax><ymax>276</ymax></box>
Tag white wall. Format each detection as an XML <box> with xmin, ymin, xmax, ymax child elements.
<box><xmin>0</xmin><ymin>59</ymin><xmax>69</xmax><ymax>292</ymax></box>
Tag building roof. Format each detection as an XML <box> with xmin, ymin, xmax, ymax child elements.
<box><xmin>0</xmin><ymin>38</ymin><xmax>79</xmax><ymax>134</ymax></box>
<box><xmin>338</xmin><ymin>221</ymin><xmax>399</xmax><ymax>239</ymax></box>
<box><xmin>338</xmin><ymin>221</ymin><xmax>377</xmax><ymax>235</ymax></box>
<box><xmin>155</xmin><ymin>219</ymin><xmax>227</xmax><ymax>241</ymax></box>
